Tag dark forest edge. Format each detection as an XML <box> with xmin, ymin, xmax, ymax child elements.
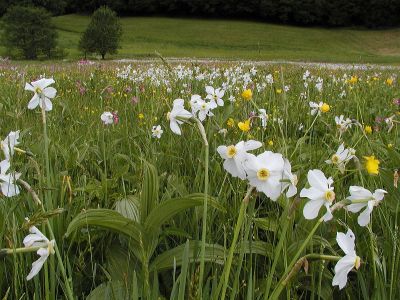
<box><xmin>1</xmin><ymin>0</ymin><xmax>400</xmax><ymax>28</ymax></box>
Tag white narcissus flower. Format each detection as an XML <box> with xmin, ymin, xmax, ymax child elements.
<box><xmin>346</xmin><ymin>186</ymin><xmax>387</xmax><ymax>226</ymax></box>
<box><xmin>258</xmin><ymin>109</ymin><xmax>268</xmax><ymax>128</ymax></box>
<box><xmin>325</xmin><ymin>143</ymin><xmax>355</xmax><ymax>173</ymax></box>
<box><xmin>189</xmin><ymin>94</ymin><xmax>202</xmax><ymax>114</ymax></box>
<box><xmin>205</xmin><ymin>86</ymin><xmax>224</xmax><ymax>108</ymax></box>
<box><xmin>25</xmin><ymin>78</ymin><xmax>57</xmax><ymax>111</ymax></box>
<box><xmin>245</xmin><ymin>151</ymin><xmax>285</xmax><ymax>201</ymax></box>
<box><xmin>1</xmin><ymin>131</ymin><xmax>20</xmax><ymax>160</ymax></box>
<box><xmin>194</xmin><ymin>98</ymin><xmax>214</xmax><ymax>122</ymax></box>
<box><xmin>335</xmin><ymin>115</ymin><xmax>352</xmax><ymax>133</ymax></box>
<box><xmin>0</xmin><ymin>159</ymin><xmax>20</xmax><ymax>197</ymax></box>
<box><xmin>332</xmin><ymin>229</ymin><xmax>361</xmax><ymax>290</ymax></box>
<box><xmin>23</xmin><ymin>226</ymin><xmax>55</xmax><ymax>280</ymax></box>
<box><xmin>101</xmin><ymin>112</ymin><xmax>114</xmax><ymax>125</ymax></box>
<box><xmin>151</xmin><ymin>125</ymin><xmax>163</xmax><ymax>139</ymax></box>
<box><xmin>300</xmin><ymin>169</ymin><xmax>335</xmax><ymax>221</ymax></box>
<box><xmin>167</xmin><ymin>99</ymin><xmax>193</xmax><ymax>135</ymax></box>
<box><xmin>280</xmin><ymin>158</ymin><xmax>298</xmax><ymax>198</ymax></box>
<box><xmin>309</xmin><ymin>101</ymin><xmax>320</xmax><ymax>116</ymax></box>
<box><xmin>217</xmin><ymin>140</ymin><xmax>262</xmax><ymax>180</ymax></box>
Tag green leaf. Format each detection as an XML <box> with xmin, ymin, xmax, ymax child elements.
<box><xmin>253</xmin><ymin>217</ymin><xmax>278</xmax><ymax>233</ymax></box>
<box><xmin>115</xmin><ymin>196</ymin><xmax>140</xmax><ymax>222</ymax></box>
<box><xmin>65</xmin><ymin>209</ymin><xmax>143</xmax><ymax>253</ymax></box>
<box><xmin>150</xmin><ymin>241</ymin><xmax>226</xmax><ymax>272</ymax></box>
<box><xmin>140</xmin><ymin>160</ymin><xmax>159</xmax><ymax>224</ymax></box>
<box><xmin>178</xmin><ymin>241</ymin><xmax>190</xmax><ymax>300</ymax></box>
<box><xmin>86</xmin><ymin>281</ymin><xmax>128</xmax><ymax>300</ymax></box>
<box><xmin>144</xmin><ymin>193</ymin><xmax>226</xmax><ymax>232</ymax></box>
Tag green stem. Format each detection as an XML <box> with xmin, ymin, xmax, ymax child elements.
<box><xmin>196</xmin><ymin>119</ymin><xmax>209</xmax><ymax>298</ymax></box>
<box><xmin>290</xmin><ymin>114</ymin><xmax>319</xmax><ymax>160</ymax></box>
<box><xmin>0</xmin><ymin>246</ymin><xmax>43</xmax><ymax>257</ymax></box>
<box><xmin>41</xmin><ymin>106</ymin><xmax>75</xmax><ymax>300</ymax></box>
<box><xmin>219</xmin><ymin>186</ymin><xmax>254</xmax><ymax>299</ymax></box>
<box><xmin>230</xmin><ymin>198</ymin><xmax>256</xmax><ymax>299</ymax></box>
<box><xmin>268</xmin><ymin>199</ymin><xmax>348</xmax><ymax>300</ymax></box>
<box><xmin>269</xmin><ymin>217</ymin><xmax>324</xmax><ymax>300</ymax></box>
<box><xmin>263</xmin><ymin>207</ymin><xmax>291</xmax><ymax>300</ymax></box>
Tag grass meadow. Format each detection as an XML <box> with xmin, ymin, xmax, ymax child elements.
<box><xmin>0</xmin><ymin>58</ymin><xmax>399</xmax><ymax>299</ymax></box>
<box><xmin>2</xmin><ymin>15</ymin><xmax>400</xmax><ymax>63</ymax></box>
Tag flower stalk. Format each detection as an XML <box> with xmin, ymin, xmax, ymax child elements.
<box><xmin>195</xmin><ymin>118</ymin><xmax>209</xmax><ymax>298</ymax></box>
<box><xmin>219</xmin><ymin>185</ymin><xmax>254</xmax><ymax>299</ymax></box>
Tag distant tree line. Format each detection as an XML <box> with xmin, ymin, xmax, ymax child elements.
<box><xmin>1</xmin><ymin>0</ymin><xmax>399</xmax><ymax>27</ymax></box>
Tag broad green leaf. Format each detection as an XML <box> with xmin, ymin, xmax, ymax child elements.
<box><xmin>140</xmin><ymin>160</ymin><xmax>159</xmax><ymax>224</ymax></box>
<box><xmin>115</xmin><ymin>196</ymin><xmax>140</xmax><ymax>222</ymax></box>
<box><xmin>86</xmin><ymin>281</ymin><xmax>128</xmax><ymax>300</ymax></box>
<box><xmin>66</xmin><ymin>209</ymin><xmax>143</xmax><ymax>252</ymax></box>
<box><xmin>150</xmin><ymin>241</ymin><xmax>225</xmax><ymax>272</ymax></box>
<box><xmin>144</xmin><ymin>193</ymin><xmax>226</xmax><ymax>231</ymax></box>
<box><xmin>253</xmin><ymin>217</ymin><xmax>278</xmax><ymax>233</ymax></box>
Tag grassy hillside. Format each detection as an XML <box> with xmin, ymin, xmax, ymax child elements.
<box><xmin>4</xmin><ymin>14</ymin><xmax>400</xmax><ymax>63</ymax></box>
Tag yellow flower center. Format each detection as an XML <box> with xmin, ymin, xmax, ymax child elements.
<box><xmin>324</xmin><ymin>190</ymin><xmax>335</xmax><ymax>202</ymax></box>
<box><xmin>331</xmin><ymin>154</ymin><xmax>340</xmax><ymax>164</ymax></box>
<box><xmin>257</xmin><ymin>168</ymin><xmax>270</xmax><ymax>181</ymax></box>
<box><xmin>321</xmin><ymin>103</ymin><xmax>330</xmax><ymax>113</ymax></box>
<box><xmin>226</xmin><ymin>145</ymin><xmax>237</xmax><ymax>158</ymax></box>
<box><xmin>35</xmin><ymin>87</ymin><xmax>43</xmax><ymax>94</ymax></box>
<box><xmin>354</xmin><ymin>256</ymin><xmax>361</xmax><ymax>270</ymax></box>
<box><xmin>201</xmin><ymin>103</ymin><xmax>207</xmax><ymax>110</ymax></box>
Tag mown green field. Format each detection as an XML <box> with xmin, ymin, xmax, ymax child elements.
<box><xmin>2</xmin><ymin>15</ymin><xmax>400</xmax><ymax>63</ymax></box>
<box><xmin>0</xmin><ymin>60</ymin><xmax>399</xmax><ymax>299</ymax></box>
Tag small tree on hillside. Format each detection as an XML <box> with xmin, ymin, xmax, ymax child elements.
<box><xmin>1</xmin><ymin>6</ymin><xmax>58</xmax><ymax>59</ymax></box>
<box><xmin>79</xmin><ymin>6</ymin><xmax>122</xmax><ymax>59</ymax></box>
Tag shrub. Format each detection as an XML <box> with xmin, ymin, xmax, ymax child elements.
<box><xmin>79</xmin><ymin>6</ymin><xmax>122</xmax><ymax>60</ymax></box>
<box><xmin>1</xmin><ymin>6</ymin><xmax>58</xmax><ymax>59</ymax></box>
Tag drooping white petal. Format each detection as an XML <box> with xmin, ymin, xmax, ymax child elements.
<box><xmin>322</xmin><ymin>203</ymin><xmax>333</xmax><ymax>221</ymax></box>
<box><xmin>26</xmin><ymin>250</ymin><xmax>49</xmax><ymax>281</ymax></box>
<box><xmin>357</xmin><ymin>206</ymin><xmax>372</xmax><ymax>227</ymax></box>
<box><xmin>336</xmin><ymin>229</ymin><xmax>355</xmax><ymax>255</ymax></box>
<box><xmin>303</xmin><ymin>199</ymin><xmax>325</xmax><ymax>219</ymax></box>
<box><xmin>28</xmin><ymin>95</ymin><xmax>40</xmax><ymax>110</ymax></box>
<box><xmin>169</xmin><ymin>120</ymin><xmax>182</xmax><ymax>135</ymax></box>
<box><xmin>243</xmin><ymin>140</ymin><xmax>262</xmax><ymax>151</ymax></box>
<box><xmin>332</xmin><ymin>254</ymin><xmax>357</xmax><ymax>289</ymax></box>
<box><xmin>346</xmin><ymin>203</ymin><xmax>366</xmax><ymax>213</ymax></box>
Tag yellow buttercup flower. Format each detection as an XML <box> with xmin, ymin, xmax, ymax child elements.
<box><xmin>138</xmin><ymin>113</ymin><xmax>144</xmax><ymax>119</ymax></box>
<box><xmin>241</xmin><ymin>89</ymin><xmax>253</xmax><ymax>101</ymax></box>
<box><xmin>238</xmin><ymin>119</ymin><xmax>251</xmax><ymax>132</ymax></box>
<box><xmin>268</xmin><ymin>140</ymin><xmax>274</xmax><ymax>146</ymax></box>
<box><xmin>364</xmin><ymin>125</ymin><xmax>372</xmax><ymax>134</ymax></box>
<box><xmin>227</xmin><ymin>118</ymin><xmax>235</xmax><ymax>128</ymax></box>
<box><xmin>348</xmin><ymin>76</ymin><xmax>358</xmax><ymax>84</ymax></box>
<box><xmin>321</xmin><ymin>103</ymin><xmax>330</xmax><ymax>113</ymax></box>
<box><xmin>386</xmin><ymin>78</ymin><xmax>394</xmax><ymax>85</ymax></box>
<box><xmin>364</xmin><ymin>156</ymin><xmax>380</xmax><ymax>175</ymax></box>
<box><xmin>276</xmin><ymin>89</ymin><xmax>282</xmax><ymax>94</ymax></box>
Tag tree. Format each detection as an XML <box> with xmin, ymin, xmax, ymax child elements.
<box><xmin>1</xmin><ymin>6</ymin><xmax>58</xmax><ymax>59</ymax></box>
<box><xmin>79</xmin><ymin>6</ymin><xmax>122</xmax><ymax>60</ymax></box>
